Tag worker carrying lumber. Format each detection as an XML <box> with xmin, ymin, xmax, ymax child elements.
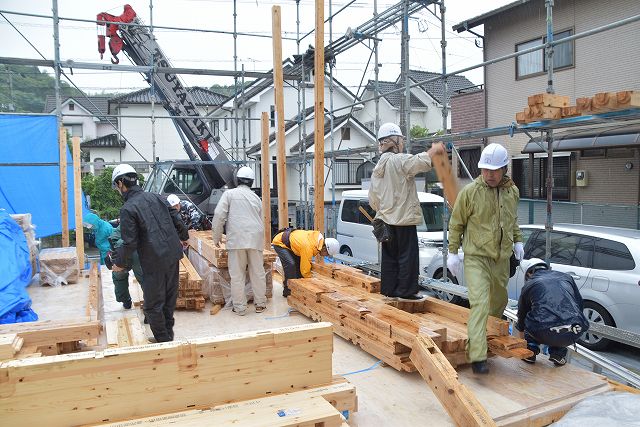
<box><xmin>447</xmin><ymin>143</ymin><xmax>524</xmax><ymax>375</ymax></box>
<box><xmin>107</xmin><ymin>224</ymin><xmax>144</xmax><ymax>310</ymax></box>
<box><xmin>272</xmin><ymin>230</ymin><xmax>339</xmax><ymax>297</ymax></box>
<box><xmin>368</xmin><ymin>122</ymin><xmax>445</xmax><ymax>301</ymax></box>
<box><xmin>516</xmin><ymin>258</ymin><xmax>589</xmax><ymax>366</ymax></box>
<box><xmin>111</xmin><ymin>164</ymin><xmax>189</xmax><ymax>343</ymax></box>
<box><xmin>167</xmin><ymin>194</ymin><xmax>210</xmax><ymax>231</ymax></box>
<box><xmin>83</xmin><ymin>212</ymin><xmax>113</xmax><ymax>265</ymax></box>
<box><xmin>211</xmin><ymin>166</ymin><xmax>267</xmax><ymax>316</ymax></box>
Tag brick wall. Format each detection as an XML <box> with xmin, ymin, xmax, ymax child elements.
<box><xmin>450</xmin><ymin>89</ymin><xmax>484</xmax><ymax>147</ymax></box>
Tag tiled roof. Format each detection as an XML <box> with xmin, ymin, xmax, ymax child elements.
<box><xmin>408</xmin><ymin>70</ymin><xmax>476</xmax><ymax>105</ymax></box>
<box><xmin>81</xmin><ymin>133</ymin><xmax>125</xmax><ymax>148</ymax></box>
<box><xmin>43</xmin><ymin>95</ymin><xmax>111</xmax><ymax>123</ymax></box>
<box><xmin>110</xmin><ymin>86</ymin><xmax>227</xmax><ymax>106</ymax></box>
<box><xmin>364</xmin><ymin>80</ymin><xmax>427</xmax><ymax>109</ymax></box>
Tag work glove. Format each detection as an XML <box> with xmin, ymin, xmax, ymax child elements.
<box><xmin>446</xmin><ymin>252</ymin><xmax>462</xmax><ymax>277</ymax></box>
<box><xmin>514</xmin><ymin>242</ymin><xmax>525</xmax><ymax>261</ymax></box>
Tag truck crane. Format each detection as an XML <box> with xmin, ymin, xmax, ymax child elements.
<box><xmin>97</xmin><ymin>4</ymin><xmax>234</xmax><ymax>214</ymax></box>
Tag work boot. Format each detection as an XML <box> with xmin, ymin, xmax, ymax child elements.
<box><xmin>232</xmin><ymin>307</ymin><xmax>247</xmax><ymax>316</ymax></box>
<box><xmin>282</xmin><ymin>287</ymin><xmax>291</xmax><ymax>298</ymax></box>
<box><xmin>255</xmin><ymin>305</ymin><xmax>266</xmax><ymax>313</ymax></box>
<box><xmin>122</xmin><ymin>299</ymin><xmax>132</xmax><ymax>310</ymax></box>
<box><xmin>549</xmin><ymin>355</ymin><xmax>567</xmax><ymax>366</ymax></box>
<box><xmin>397</xmin><ymin>294</ymin><xmax>426</xmax><ymax>302</ymax></box>
<box><xmin>523</xmin><ymin>353</ymin><xmax>536</xmax><ymax>364</ymax></box>
<box><xmin>471</xmin><ymin>360</ymin><xmax>489</xmax><ymax>375</ymax></box>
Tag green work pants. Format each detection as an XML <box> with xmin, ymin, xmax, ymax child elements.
<box><xmin>112</xmin><ymin>251</ymin><xmax>144</xmax><ymax>303</ymax></box>
<box><xmin>464</xmin><ymin>255</ymin><xmax>510</xmax><ymax>362</ymax></box>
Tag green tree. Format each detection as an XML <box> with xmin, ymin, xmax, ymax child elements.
<box><xmin>82</xmin><ymin>167</ymin><xmax>123</xmax><ymax>220</ymax></box>
<box><xmin>410</xmin><ymin>125</ymin><xmax>430</xmax><ymax>139</ymax></box>
<box><xmin>209</xmin><ymin>82</ymin><xmax>254</xmax><ymax>97</ymax></box>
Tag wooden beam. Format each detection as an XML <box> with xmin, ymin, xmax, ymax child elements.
<box><xmin>527</xmin><ymin>93</ymin><xmax>569</xmax><ymax>108</ymax></box>
<box><xmin>314</xmin><ymin>0</ymin><xmax>325</xmax><ymax>238</ymax></box>
<box><xmin>431</xmin><ymin>151</ymin><xmax>459</xmax><ymax>207</ymax></box>
<box><xmin>410</xmin><ymin>334</ymin><xmax>496</xmax><ymax>427</ymax></box>
<box><xmin>0</xmin><ymin>320</ymin><xmax>100</xmax><ymax>348</ymax></box>
<box><xmin>272</xmin><ymin>6</ymin><xmax>288</xmax><ymax>229</ymax></box>
<box><xmin>72</xmin><ymin>136</ymin><xmax>84</xmax><ymax>271</ymax></box>
<box><xmin>0</xmin><ymin>323</ymin><xmax>334</xmax><ymax>426</ymax></box>
<box><xmin>261</xmin><ymin>111</ymin><xmax>272</xmax><ymax>249</ymax></box>
<box><xmin>59</xmin><ymin>127</ymin><xmax>69</xmax><ymax>246</ymax></box>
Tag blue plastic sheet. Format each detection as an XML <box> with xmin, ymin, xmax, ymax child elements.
<box><xmin>0</xmin><ymin>114</ymin><xmax>89</xmax><ymax>238</ymax></box>
<box><xmin>0</xmin><ymin>211</ymin><xmax>38</xmax><ymax>324</ymax></box>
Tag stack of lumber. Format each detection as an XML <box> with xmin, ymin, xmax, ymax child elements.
<box><xmin>188</xmin><ymin>230</ymin><xmax>274</xmax><ymax>306</ymax></box>
<box><xmin>176</xmin><ymin>255</ymin><xmax>205</xmax><ymax>310</ymax></box>
<box><xmin>0</xmin><ymin>334</ymin><xmax>23</xmax><ymax>361</ymax></box>
<box><xmin>311</xmin><ymin>261</ymin><xmax>381</xmax><ymax>293</ymax></box>
<box><xmin>39</xmin><ymin>247</ymin><xmax>79</xmax><ymax>286</ymax></box>
<box><xmin>10</xmin><ymin>213</ymin><xmax>38</xmax><ymax>274</ymax></box>
<box><xmin>0</xmin><ymin>323</ymin><xmax>357</xmax><ymax>427</ymax></box>
<box><xmin>516</xmin><ymin>90</ymin><xmax>640</xmax><ymax>123</ymax></box>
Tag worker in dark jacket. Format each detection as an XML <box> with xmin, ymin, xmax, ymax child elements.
<box><xmin>111</xmin><ymin>164</ymin><xmax>189</xmax><ymax>343</ymax></box>
<box><xmin>516</xmin><ymin>258</ymin><xmax>589</xmax><ymax>366</ymax></box>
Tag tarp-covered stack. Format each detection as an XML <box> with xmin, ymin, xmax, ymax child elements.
<box><xmin>10</xmin><ymin>213</ymin><xmax>38</xmax><ymax>275</ymax></box>
<box><xmin>39</xmin><ymin>247</ymin><xmax>79</xmax><ymax>287</ymax></box>
<box><xmin>176</xmin><ymin>255</ymin><xmax>205</xmax><ymax>310</ymax></box>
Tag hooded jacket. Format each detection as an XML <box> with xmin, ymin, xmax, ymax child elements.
<box><xmin>368</xmin><ymin>151</ymin><xmax>433</xmax><ymax>226</ymax></box>
<box><xmin>211</xmin><ymin>185</ymin><xmax>264</xmax><ymax>251</ymax></box>
<box><xmin>272</xmin><ymin>230</ymin><xmax>323</xmax><ymax>278</ymax></box>
<box><xmin>83</xmin><ymin>212</ymin><xmax>113</xmax><ymax>264</ymax></box>
<box><xmin>448</xmin><ymin>175</ymin><xmax>522</xmax><ymax>261</ymax></box>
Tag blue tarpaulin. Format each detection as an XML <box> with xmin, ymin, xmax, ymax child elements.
<box><xmin>0</xmin><ymin>211</ymin><xmax>37</xmax><ymax>324</ymax></box>
<box><xmin>0</xmin><ymin>114</ymin><xmax>89</xmax><ymax>237</ymax></box>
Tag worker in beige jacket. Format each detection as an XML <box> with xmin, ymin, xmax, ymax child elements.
<box><xmin>368</xmin><ymin>122</ymin><xmax>445</xmax><ymax>300</ymax></box>
<box><xmin>211</xmin><ymin>166</ymin><xmax>267</xmax><ymax>316</ymax></box>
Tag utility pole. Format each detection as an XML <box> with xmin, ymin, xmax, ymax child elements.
<box><xmin>544</xmin><ymin>0</ymin><xmax>555</xmax><ymax>264</ymax></box>
<box><xmin>400</xmin><ymin>0</ymin><xmax>411</xmax><ymax>151</ymax></box>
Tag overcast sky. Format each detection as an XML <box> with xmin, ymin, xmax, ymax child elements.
<box><xmin>0</xmin><ymin>0</ymin><xmax>513</xmax><ymax>96</ymax></box>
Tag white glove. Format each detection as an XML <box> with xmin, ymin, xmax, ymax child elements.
<box><xmin>447</xmin><ymin>252</ymin><xmax>462</xmax><ymax>277</ymax></box>
<box><xmin>514</xmin><ymin>242</ymin><xmax>525</xmax><ymax>261</ymax></box>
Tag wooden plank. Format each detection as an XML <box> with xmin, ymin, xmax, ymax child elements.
<box><xmin>260</xmin><ymin>111</ymin><xmax>272</xmax><ymax>250</ymax></box>
<box><xmin>422</xmin><ymin>297</ymin><xmax>509</xmax><ymax>336</ymax></box>
<box><xmin>333</xmin><ymin>269</ymin><xmax>381</xmax><ymax>293</ymax></box>
<box><xmin>431</xmin><ymin>151</ymin><xmax>459</xmax><ymax>207</ymax></box>
<box><xmin>0</xmin><ymin>320</ymin><xmax>100</xmax><ymax>348</ymax></box>
<box><xmin>72</xmin><ymin>136</ymin><xmax>84</xmax><ymax>271</ymax></box>
<box><xmin>561</xmin><ymin>106</ymin><xmax>580</xmax><ymax>118</ymax></box>
<box><xmin>527</xmin><ymin>93</ymin><xmax>569</xmax><ymax>108</ymax></box>
<box><xmin>576</xmin><ymin>97</ymin><xmax>592</xmax><ymax>113</ymax></box>
<box><xmin>591</xmin><ymin>92</ymin><xmax>618</xmax><ymax>112</ymax></box>
<box><xmin>313</xmin><ymin>0</ymin><xmax>325</xmax><ymax>243</ymax></box>
<box><xmin>515</xmin><ymin>111</ymin><xmax>527</xmax><ymax>124</ymax></box>
<box><xmin>272</xmin><ymin>6</ymin><xmax>288</xmax><ymax>229</ymax></box>
<box><xmin>86</xmin><ymin>262</ymin><xmax>101</xmax><ymax>321</ymax></box>
<box><xmin>411</xmin><ymin>334</ymin><xmax>496</xmax><ymax>427</ymax></box>
<box><xmin>616</xmin><ymin>90</ymin><xmax>640</xmax><ymax>109</ymax></box>
<box><xmin>0</xmin><ymin>323</ymin><xmax>334</xmax><ymax>427</ymax></box>
<box><xmin>59</xmin><ymin>126</ymin><xmax>69</xmax><ymax>247</ymax></box>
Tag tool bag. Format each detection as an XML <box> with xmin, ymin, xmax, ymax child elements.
<box><xmin>372</xmin><ymin>218</ymin><xmax>392</xmax><ymax>243</ymax></box>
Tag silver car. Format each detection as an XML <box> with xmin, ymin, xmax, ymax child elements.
<box><xmin>423</xmin><ymin>224</ymin><xmax>640</xmax><ymax>350</ymax></box>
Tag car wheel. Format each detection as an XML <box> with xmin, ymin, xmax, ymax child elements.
<box><xmin>578</xmin><ymin>301</ymin><xmax>614</xmax><ymax>351</ymax></box>
<box><xmin>340</xmin><ymin>246</ymin><xmax>353</xmax><ymax>257</ymax></box>
<box><xmin>433</xmin><ymin>270</ymin><xmax>464</xmax><ymax>305</ymax></box>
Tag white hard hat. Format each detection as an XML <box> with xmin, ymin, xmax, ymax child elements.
<box><xmin>324</xmin><ymin>238</ymin><xmax>340</xmax><ymax>256</ymax></box>
<box><xmin>520</xmin><ymin>258</ymin><xmax>548</xmax><ymax>276</ymax></box>
<box><xmin>377</xmin><ymin>122</ymin><xmax>404</xmax><ymax>141</ymax></box>
<box><xmin>477</xmin><ymin>143</ymin><xmax>509</xmax><ymax>170</ymax></box>
<box><xmin>111</xmin><ymin>164</ymin><xmax>137</xmax><ymax>186</ymax></box>
<box><xmin>237</xmin><ymin>166</ymin><xmax>255</xmax><ymax>181</ymax></box>
<box><xmin>167</xmin><ymin>194</ymin><xmax>180</xmax><ymax>206</ymax></box>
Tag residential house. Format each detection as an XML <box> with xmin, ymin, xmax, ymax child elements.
<box><xmin>453</xmin><ymin>0</ymin><xmax>640</xmax><ymax>205</ymax></box>
<box><xmin>450</xmin><ymin>85</ymin><xmax>485</xmax><ymax>186</ymax></box>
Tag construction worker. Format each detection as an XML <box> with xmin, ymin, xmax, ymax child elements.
<box><xmin>108</xmin><ymin>224</ymin><xmax>144</xmax><ymax>310</ymax></box>
<box><xmin>167</xmin><ymin>194</ymin><xmax>209</xmax><ymax>231</ymax></box>
<box><xmin>368</xmin><ymin>122</ymin><xmax>445</xmax><ymax>301</ymax></box>
<box><xmin>211</xmin><ymin>167</ymin><xmax>267</xmax><ymax>316</ymax></box>
<box><xmin>516</xmin><ymin>258</ymin><xmax>589</xmax><ymax>366</ymax></box>
<box><xmin>447</xmin><ymin>143</ymin><xmax>524</xmax><ymax>374</ymax></box>
<box><xmin>272</xmin><ymin>230</ymin><xmax>339</xmax><ymax>297</ymax></box>
<box><xmin>111</xmin><ymin>164</ymin><xmax>189</xmax><ymax>343</ymax></box>
<box><xmin>83</xmin><ymin>212</ymin><xmax>113</xmax><ymax>265</ymax></box>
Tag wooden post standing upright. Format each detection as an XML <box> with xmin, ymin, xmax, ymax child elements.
<box><xmin>313</xmin><ymin>0</ymin><xmax>325</xmax><ymax>239</ymax></box>
<box><xmin>59</xmin><ymin>127</ymin><xmax>69</xmax><ymax>247</ymax></box>
<box><xmin>72</xmin><ymin>136</ymin><xmax>84</xmax><ymax>271</ymax></box>
<box><xmin>261</xmin><ymin>112</ymin><xmax>272</xmax><ymax>250</ymax></box>
<box><xmin>272</xmin><ymin>6</ymin><xmax>288</xmax><ymax>229</ymax></box>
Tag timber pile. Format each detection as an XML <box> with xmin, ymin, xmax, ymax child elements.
<box><xmin>0</xmin><ymin>334</ymin><xmax>23</xmax><ymax>360</ymax></box>
<box><xmin>176</xmin><ymin>255</ymin><xmax>205</xmax><ymax>310</ymax></box>
<box><xmin>39</xmin><ymin>247</ymin><xmax>79</xmax><ymax>286</ymax></box>
<box><xmin>288</xmin><ymin>265</ymin><xmax>531</xmax><ymax>371</ymax></box>
<box><xmin>516</xmin><ymin>91</ymin><xmax>640</xmax><ymax>123</ymax></box>
<box><xmin>310</xmin><ymin>261</ymin><xmax>381</xmax><ymax>293</ymax></box>
<box><xmin>0</xmin><ymin>322</ymin><xmax>357</xmax><ymax>427</ymax></box>
<box><xmin>188</xmin><ymin>230</ymin><xmax>274</xmax><ymax>306</ymax></box>
<box><xmin>10</xmin><ymin>213</ymin><xmax>38</xmax><ymax>274</ymax></box>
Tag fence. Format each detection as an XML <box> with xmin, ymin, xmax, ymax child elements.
<box><xmin>519</xmin><ymin>199</ymin><xmax>640</xmax><ymax>229</ymax></box>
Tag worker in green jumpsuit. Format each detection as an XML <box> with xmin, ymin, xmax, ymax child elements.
<box><xmin>447</xmin><ymin>143</ymin><xmax>524</xmax><ymax>375</ymax></box>
<box><xmin>110</xmin><ymin>225</ymin><xmax>144</xmax><ymax>309</ymax></box>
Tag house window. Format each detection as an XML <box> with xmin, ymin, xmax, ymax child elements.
<box><xmin>68</xmin><ymin>102</ymin><xmax>75</xmax><ymax>111</ymax></box>
<box><xmin>512</xmin><ymin>156</ymin><xmax>570</xmax><ymax>201</ymax></box>
<box><xmin>341</xmin><ymin>127</ymin><xmax>351</xmax><ymax>141</ymax></box>
<box><xmin>224</xmin><ymin>117</ymin><xmax>228</xmax><ymax>131</ymax></box>
<box><xmin>64</xmin><ymin>124</ymin><xmax>83</xmax><ymax>138</ymax></box>
<box><xmin>270</xmin><ymin>105</ymin><xmax>275</xmax><ymax>127</ymax></box>
<box><xmin>334</xmin><ymin>159</ymin><xmax>364</xmax><ymax>185</ymax></box>
<box><xmin>516</xmin><ymin>29</ymin><xmax>573</xmax><ymax>79</ymax></box>
<box><xmin>457</xmin><ymin>147</ymin><xmax>481</xmax><ymax>178</ymax></box>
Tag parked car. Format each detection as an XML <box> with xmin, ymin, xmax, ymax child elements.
<box><xmin>336</xmin><ymin>190</ymin><xmax>446</xmax><ymax>274</ymax></box>
<box><xmin>430</xmin><ymin>223</ymin><xmax>640</xmax><ymax>350</ymax></box>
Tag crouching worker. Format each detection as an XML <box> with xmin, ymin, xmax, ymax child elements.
<box><xmin>272</xmin><ymin>230</ymin><xmax>339</xmax><ymax>297</ymax></box>
<box><xmin>83</xmin><ymin>212</ymin><xmax>113</xmax><ymax>265</ymax></box>
<box><xmin>106</xmin><ymin>224</ymin><xmax>144</xmax><ymax>310</ymax></box>
<box><xmin>516</xmin><ymin>258</ymin><xmax>589</xmax><ymax>366</ymax></box>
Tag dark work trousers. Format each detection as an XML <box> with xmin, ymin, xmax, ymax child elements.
<box><xmin>273</xmin><ymin>246</ymin><xmax>301</xmax><ymax>295</ymax></box>
<box><xmin>112</xmin><ymin>251</ymin><xmax>144</xmax><ymax>303</ymax></box>
<box><xmin>141</xmin><ymin>260</ymin><xmax>179</xmax><ymax>342</ymax></box>
<box><xmin>381</xmin><ymin>224</ymin><xmax>419</xmax><ymax>298</ymax></box>
<box><xmin>525</xmin><ymin>329</ymin><xmax>570</xmax><ymax>358</ymax></box>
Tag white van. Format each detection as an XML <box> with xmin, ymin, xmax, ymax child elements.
<box><xmin>336</xmin><ymin>190</ymin><xmax>446</xmax><ymax>266</ymax></box>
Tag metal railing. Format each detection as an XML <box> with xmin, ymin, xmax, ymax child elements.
<box><xmin>519</xmin><ymin>199</ymin><xmax>640</xmax><ymax>230</ymax></box>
